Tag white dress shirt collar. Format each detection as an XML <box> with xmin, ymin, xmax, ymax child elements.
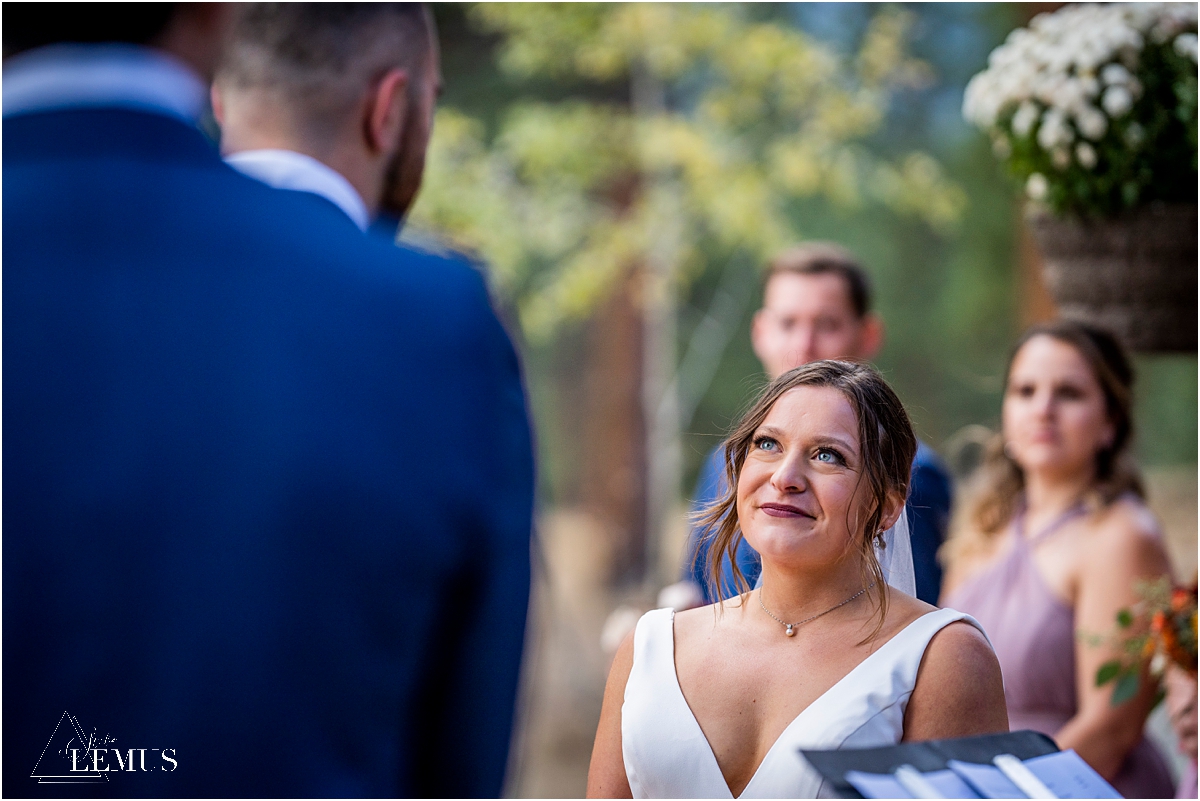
<box><xmin>2</xmin><ymin>43</ymin><xmax>206</xmax><ymax>123</ymax></box>
<box><xmin>224</xmin><ymin>149</ymin><xmax>371</xmax><ymax>232</ymax></box>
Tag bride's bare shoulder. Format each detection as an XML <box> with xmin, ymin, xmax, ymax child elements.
<box><xmin>672</xmin><ymin>596</ymin><xmax>749</xmax><ymax>641</ymax></box>
<box><xmin>876</xmin><ymin>587</ymin><xmax>936</xmax><ymax>638</ymax></box>
<box><xmin>904</xmin><ymin>611</ymin><xmax>1007</xmax><ymax>739</ymax></box>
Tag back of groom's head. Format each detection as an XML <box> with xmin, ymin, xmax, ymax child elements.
<box><xmin>217</xmin><ymin>3</ymin><xmax>438</xmax><ymax>218</ymax></box>
<box><xmin>219</xmin><ymin>4</ymin><xmax>433</xmax><ymax>143</ymax></box>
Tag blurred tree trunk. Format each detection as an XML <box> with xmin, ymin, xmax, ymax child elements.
<box><xmin>579</xmin><ymin>266</ymin><xmax>649</xmax><ymax>586</ymax></box>
<box><xmin>634</xmin><ymin>65</ymin><xmax>683</xmax><ymax>595</ymax></box>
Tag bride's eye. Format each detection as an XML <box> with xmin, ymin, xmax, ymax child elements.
<box><xmin>753</xmin><ymin>435</ymin><xmax>779</xmax><ymax>452</ymax></box>
<box><xmin>815</xmin><ymin>447</ymin><xmax>844</xmax><ymax>465</ymax></box>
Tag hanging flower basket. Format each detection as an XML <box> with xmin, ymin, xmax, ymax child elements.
<box><xmin>964</xmin><ymin>3</ymin><xmax>1198</xmax><ymax>352</ymax></box>
<box><xmin>1027</xmin><ymin>203</ymin><xmax>1197</xmax><ymax>352</ymax></box>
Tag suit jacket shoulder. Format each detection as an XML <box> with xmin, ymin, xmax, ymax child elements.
<box><xmin>3</xmin><ymin>107</ymin><xmax>533</xmax><ymax>798</ymax></box>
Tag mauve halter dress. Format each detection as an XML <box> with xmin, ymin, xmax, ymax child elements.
<box><xmin>944</xmin><ymin>514</ymin><xmax>1175</xmax><ymax>798</ymax></box>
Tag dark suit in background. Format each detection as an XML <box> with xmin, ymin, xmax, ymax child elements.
<box><xmin>4</xmin><ymin>84</ymin><xmax>534</xmax><ymax>798</ymax></box>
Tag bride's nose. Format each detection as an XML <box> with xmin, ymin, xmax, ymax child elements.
<box><xmin>769</xmin><ymin>451</ymin><xmax>809</xmax><ymax>493</ymax></box>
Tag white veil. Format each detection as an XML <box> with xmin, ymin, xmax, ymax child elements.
<box><xmin>875</xmin><ymin>507</ymin><xmax>916</xmax><ymax>597</ymax></box>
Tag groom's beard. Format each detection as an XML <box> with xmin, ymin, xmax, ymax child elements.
<box><xmin>378</xmin><ymin>99</ymin><xmax>429</xmax><ymax>223</ymax></box>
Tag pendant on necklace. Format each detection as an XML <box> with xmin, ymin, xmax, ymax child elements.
<box><xmin>785</xmin><ymin>624</ymin><xmax>796</xmax><ymax>637</ymax></box>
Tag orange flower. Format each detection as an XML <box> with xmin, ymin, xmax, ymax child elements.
<box><xmin>1157</xmin><ymin>613</ymin><xmax>1196</xmax><ymax>673</ymax></box>
<box><xmin>1172</xmin><ymin>588</ymin><xmax>1192</xmax><ymax>612</ymax></box>
<box><xmin>1143</xmin><ymin>634</ymin><xmax>1160</xmax><ymax>660</ymax></box>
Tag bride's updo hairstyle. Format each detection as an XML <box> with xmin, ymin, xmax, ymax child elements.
<box><xmin>696</xmin><ymin>360</ymin><xmax>917</xmax><ymax>633</ymax></box>
<box><xmin>945</xmin><ymin>320</ymin><xmax>1141</xmax><ymax>564</ymax></box>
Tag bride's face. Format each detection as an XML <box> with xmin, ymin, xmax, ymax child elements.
<box><xmin>736</xmin><ymin>385</ymin><xmax>868</xmax><ymax>571</ymax></box>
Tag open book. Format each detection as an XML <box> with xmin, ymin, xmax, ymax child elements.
<box><xmin>800</xmin><ymin>730</ymin><xmax>1121</xmax><ymax>799</ymax></box>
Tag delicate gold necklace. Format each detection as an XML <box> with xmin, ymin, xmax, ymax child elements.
<box><xmin>758</xmin><ymin>582</ymin><xmax>875</xmax><ymax>637</ymax></box>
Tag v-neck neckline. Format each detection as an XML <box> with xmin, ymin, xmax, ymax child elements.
<box><xmin>666</xmin><ymin>607</ymin><xmax>940</xmax><ymax>798</ymax></box>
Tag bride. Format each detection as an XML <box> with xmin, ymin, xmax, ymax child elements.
<box><xmin>587</xmin><ymin>360</ymin><xmax>1009</xmax><ymax>798</ymax></box>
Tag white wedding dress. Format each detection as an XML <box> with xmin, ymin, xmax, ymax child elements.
<box><xmin>620</xmin><ymin>606</ymin><xmax>985</xmax><ymax>798</ymax></box>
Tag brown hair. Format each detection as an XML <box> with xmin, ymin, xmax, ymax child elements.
<box><xmin>945</xmin><ymin>320</ymin><xmax>1142</xmax><ymax>564</ymax></box>
<box><xmin>218</xmin><ymin>4</ymin><xmax>434</xmax><ymax>143</ymax></box>
<box><xmin>695</xmin><ymin>360</ymin><xmax>917</xmax><ymax>638</ymax></box>
<box><xmin>767</xmin><ymin>243</ymin><xmax>873</xmax><ymax>318</ymax></box>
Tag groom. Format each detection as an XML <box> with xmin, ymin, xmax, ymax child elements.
<box><xmin>680</xmin><ymin>243</ymin><xmax>952</xmax><ymax>606</ymax></box>
<box><xmin>4</xmin><ymin>4</ymin><xmax>533</xmax><ymax>797</ymax></box>
<box><xmin>212</xmin><ymin>4</ymin><xmax>439</xmax><ymax>237</ymax></box>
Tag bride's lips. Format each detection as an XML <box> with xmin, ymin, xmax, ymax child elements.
<box><xmin>759</xmin><ymin>502</ymin><xmax>814</xmax><ymax>519</ymax></box>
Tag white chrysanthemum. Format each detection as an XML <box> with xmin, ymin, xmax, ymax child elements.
<box><xmin>1012</xmin><ymin>101</ymin><xmax>1040</xmax><ymax>137</ymax></box>
<box><xmin>1176</xmin><ymin>32</ymin><xmax>1199</xmax><ymax>62</ymax></box>
<box><xmin>963</xmin><ymin>0</ymin><xmax>1195</xmax><ymax>177</ymax></box>
<box><xmin>1026</xmin><ymin>172</ymin><xmax>1049</xmax><ymax>200</ymax></box>
<box><xmin>1038</xmin><ymin>108</ymin><xmax>1073</xmax><ymax>149</ymax></box>
<box><xmin>1075</xmin><ymin>105</ymin><xmax>1108</xmax><ymax>140</ymax></box>
<box><xmin>1075</xmin><ymin>142</ymin><xmax>1098</xmax><ymax>169</ymax></box>
<box><xmin>1102</xmin><ymin>85</ymin><xmax>1134</xmax><ymax>117</ymax></box>
<box><xmin>1056</xmin><ymin>77</ymin><xmax>1092</xmax><ymax>114</ymax></box>
<box><xmin>1101</xmin><ymin>62</ymin><xmax>1133</xmax><ymax>85</ymax></box>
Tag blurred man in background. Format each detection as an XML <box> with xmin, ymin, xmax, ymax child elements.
<box><xmin>676</xmin><ymin>243</ymin><xmax>952</xmax><ymax>606</ymax></box>
<box><xmin>213</xmin><ymin>4</ymin><xmax>437</xmax><ymax>234</ymax></box>
<box><xmin>4</xmin><ymin>3</ymin><xmax>533</xmax><ymax>796</ymax></box>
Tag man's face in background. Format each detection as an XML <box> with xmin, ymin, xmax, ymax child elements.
<box><xmin>750</xmin><ymin>271</ymin><xmax>882</xmax><ymax>380</ymax></box>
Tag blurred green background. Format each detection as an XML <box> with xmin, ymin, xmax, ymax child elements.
<box><xmin>418</xmin><ymin>2</ymin><xmax>1195</xmax><ymax>506</ymax></box>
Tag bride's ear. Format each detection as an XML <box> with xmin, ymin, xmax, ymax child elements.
<box><xmin>878</xmin><ymin>490</ymin><xmax>906</xmax><ymax>532</ymax></box>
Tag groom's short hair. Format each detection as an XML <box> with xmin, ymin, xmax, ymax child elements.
<box><xmin>766</xmin><ymin>242</ymin><xmax>873</xmax><ymax>319</ymax></box>
<box><xmin>219</xmin><ymin>3</ymin><xmax>433</xmax><ymax>143</ymax></box>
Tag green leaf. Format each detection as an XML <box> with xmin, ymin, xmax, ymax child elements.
<box><xmin>1111</xmin><ymin>672</ymin><xmax>1141</xmax><ymax>706</ymax></box>
<box><xmin>1096</xmin><ymin>660</ymin><xmax>1123</xmax><ymax>686</ymax></box>
<box><xmin>1116</xmin><ymin>608</ymin><xmax>1134</xmax><ymax>629</ymax></box>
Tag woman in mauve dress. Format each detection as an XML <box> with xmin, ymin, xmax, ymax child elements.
<box><xmin>942</xmin><ymin>320</ymin><xmax>1175</xmax><ymax>798</ymax></box>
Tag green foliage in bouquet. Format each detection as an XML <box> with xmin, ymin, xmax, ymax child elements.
<box><xmin>1087</xmin><ymin>578</ymin><xmax>1198</xmax><ymax>707</ymax></box>
<box><xmin>964</xmin><ymin>3</ymin><xmax>1198</xmax><ymax>218</ymax></box>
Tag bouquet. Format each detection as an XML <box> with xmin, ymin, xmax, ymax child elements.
<box><xmin>963</xmin><ymin>3</ymin><xmax>1197</xmax><ymax>217</ymax></box>
<box><xmin>1093</xmin><ymin>578</ymin><xmax>1198</xmax><ymax>706</ymax></box>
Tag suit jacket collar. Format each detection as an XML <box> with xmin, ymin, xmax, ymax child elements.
<box><xmin>3</xmin><ymin>107</ymin><xmax>367</xmax><ymax>236</ymax></box>
<box><xmin>225</xmin><ymin>149</ymin><xmax>371</xmax><ymax>232</ymax></box>
<box><xmin>3</xmin><ymin>107</ymin><xmax>219</xmax><ymax>167</ymax></box>
<box><xmin>3</xmin><ymin>43</ymin><xmax>206</xmax><ymax>124</ymax></box>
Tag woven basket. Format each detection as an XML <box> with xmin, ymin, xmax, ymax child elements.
<box><xmin>1027</xmin><ymin>203</ymin><xmax>1198</xmax><ymax>352</ymax></box>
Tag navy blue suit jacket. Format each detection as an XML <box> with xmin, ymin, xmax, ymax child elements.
<box><xmin>685</xmin><ymin>441</ymin><xmax>951</xmax><ymax>605</ymax></box>
<box><xmin>3</xmin><ymin>108</ymin><xmax>535</xmax><ymax>798</ymax></box>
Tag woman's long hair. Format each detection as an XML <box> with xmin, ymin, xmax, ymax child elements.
<box><xmin>693</xmin><ymin>360</ymin><xmax>917</xmax><ymax>640</ymax></box>
<box><xmin>944</xmin><ymin>321</ymin><xmax>1142</xmax><ymax>566</ymax></box>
